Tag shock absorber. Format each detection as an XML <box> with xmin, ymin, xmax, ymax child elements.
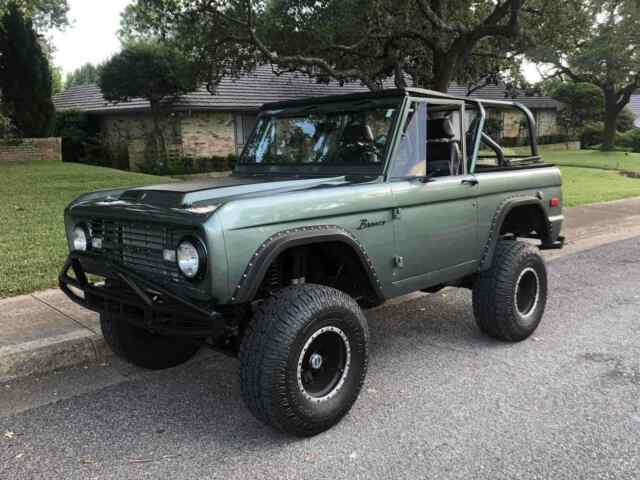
<box><xmin>263</xmin><ymin>257</ymin><xmax>283</xmax><ymax>294</ymax></box>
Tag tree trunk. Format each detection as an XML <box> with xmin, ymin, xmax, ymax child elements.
<box><xmin>150</xmin><ymin>103</ymin><xmax>168</xmax><ymax>169</ymax></box>
<box><xmin>602</xmin><ymin>91</ymin><xmax>619</xmax><ymax>152</ymax></box>
<box><xmin>602</xmin><ymin>111</ymin><xmax>617</xmax><ymax>151</ymax></box>
<box><xmin>432</xmin><ymin>54</ymin><xmax>456</xmax><ymax>93</ymax></box>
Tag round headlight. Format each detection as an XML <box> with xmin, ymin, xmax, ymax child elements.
<box><xmin>177</xmin><ymin>239</ymin><xmax>205</xmax><ymax>279</ymax></box>
<box><xmin>72</xmin><ymin>225</ymin><xmax>89</xmax><ymax>252</ymax></box>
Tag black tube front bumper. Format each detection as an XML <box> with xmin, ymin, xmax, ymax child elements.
<box><xmin>59</xmin><ymin>252</ymin><xmax>224</xmax><ymax>337</ymax></box>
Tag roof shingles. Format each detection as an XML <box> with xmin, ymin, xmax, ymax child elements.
<box><xmin>53</xmin><ymin>65</ymin><xmax>560</xmax><ymax>114</ymax></box>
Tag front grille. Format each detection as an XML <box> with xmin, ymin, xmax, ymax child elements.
<box><xmin>89</xmin><ymin>219</ymin><xmax>186</xmax><ymax>286</ymax></box>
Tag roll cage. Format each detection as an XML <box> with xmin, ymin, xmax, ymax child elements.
<box><xmin>235</xmin><ymin>87</ymin><xmax>542</xmax><ymax>179</ymax></box>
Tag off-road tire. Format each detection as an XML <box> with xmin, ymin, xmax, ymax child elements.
<box><xmin>473</xmin><ymin>240</ymin><xmax>548</xmax><ymax>342</ymax></box>
<box><xmin>239</xmin><ymin>284</ymin><xmax>369</xmax><ymax>437</ymax></box>
<box><xmin>100</xmin><ymin>312</ymin><xmax>201</xmax><ymax>370</ymax></box>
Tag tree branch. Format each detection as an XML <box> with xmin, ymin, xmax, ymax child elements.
<box><xmin>414</xmin><ymin>0</ymin><xmax>465</xmax><ymax>33</ymax></box>
<box><xmin>463</xmin><ymin>0</ymin><xmax>523</xmax><ymax>44</ymax></box>
<box><xmin>241</xmin><ymin>0</ymin><xmax>397</xmax><ymax>90</ymax></box>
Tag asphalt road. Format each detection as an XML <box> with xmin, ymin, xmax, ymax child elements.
<box><xmin>2</xmin><ymin>238</ymin><xmax>640</xmax><ymax>480</ymax></box>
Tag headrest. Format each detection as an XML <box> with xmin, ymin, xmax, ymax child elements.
<box><xmin>340</xmin><ymin>124</ymin><xmax>374</xmax><ymax>143</ymax></box>
<box><xmin>427</xmin><ymin>118</ymin><xmax>455</xmax><ymax>139</ymax></box>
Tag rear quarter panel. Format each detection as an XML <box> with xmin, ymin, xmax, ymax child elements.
<box><xmin>475</xmin><ymin>166</ymin><xmax>563</xmax><ymax>258</ymax></box>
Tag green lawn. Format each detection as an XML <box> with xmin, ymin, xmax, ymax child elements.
<box><xmin>545</xmin><ymin>150</ymin><xmax>640</xmax><ymax>173</ymax></box>
<box><xmin>560</xmin><ymin>166</ymin><xmax>640</xmax><ymax>207</ymax></box>
<box><xmin>0</xmin><ymin>161</ymin><xmax>165</xmax><ymax>298</ymax></box>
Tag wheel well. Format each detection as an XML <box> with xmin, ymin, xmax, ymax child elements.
<box><xmin>499</xmin><ymin>204</ymin><xmax>549</xmax><ymax>241</ymax></box>
<box><xmin>254</xmin><ymin>241</ymin><xmax>381</xmax><ymax>307</ymax></box>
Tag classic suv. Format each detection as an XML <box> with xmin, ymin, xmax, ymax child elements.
<box><xmin>60</xmin><ymin>88</ymin><xmax>564</xmax><ymax>436</ymax></box>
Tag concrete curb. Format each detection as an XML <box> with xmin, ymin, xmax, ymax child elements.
<box><xmin>0</xmin><ymin>329</ymin><xmax>110</xmax><ymax>383</ymax></box>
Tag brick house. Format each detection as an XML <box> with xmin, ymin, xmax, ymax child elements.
<box><xmin>53</xmin><ymin>65</ymin><xmax>562</xmax><ymax>170</ymax></box>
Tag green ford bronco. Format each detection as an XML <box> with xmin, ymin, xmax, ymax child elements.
<box><xmin>60</xmin><ymin>88</ymin><xmax>564</xmax><ymax>436</ymax></box>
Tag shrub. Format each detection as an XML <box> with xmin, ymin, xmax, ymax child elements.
<box><xmin>140</xmin><ymin>153</ymin><xmax>237</xmax><ymax>176</ymax></box>
<box><xmin>617</xmin><ymin>108</ymin><xmax>637</xmax><ymax>133</ymax></box>
<box><xmin>537</xmin><ymin>134</ymin><xmax>574</xmax><ymax>145</ymax></box>
<box><xmin>617</xmin><ymin>129</ymin><xmax>640</xmax><ymax>153</ymax></box>
<box><xmin>0</xmin><ymin>111</ymin><xmax>16</xmax><ymax>139</ymax></box>
<box><xmin>54</xmin><ymin>111</ymin><xmax>108</xmax><ymax>164</ymax></box>
<box><xmin>579</xmin><ymin>122</ymin><xmax>604</xmax><ymax>148</ymax></box>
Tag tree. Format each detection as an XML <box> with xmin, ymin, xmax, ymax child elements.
<box><xmin>0</xmin><ymin>0</ymin><xmax>69</xmax><ymax>30</ymax></box>
<box><xmin>545</xmin><ymin>81</ymin><xmax>604</xmax><ymax>140</ymax></box>
<box><xmin>529</xmin><ymin>0</ymin><xmax>640</xmax><ymax>151</ymax></box>
<box><xmin>98</xmin><ymin>41</ymin><xmax>199</xmax><ymax>165</ymax></box>
<box><xmin>51</xmin><ymin>65</ymin><xmax>63</xmax><ymax>94</ymax></box>
<box><xmin>0</xmin><ymin>3</ymin><xmax>55</xmax><ymax>137</ymax></box>
<box><xmin>121</xmin><ymin>0</ymin><xmax>535</xmax><ymax>93</ymax></box>
<box><xmin>65</xmin><ymin>63</ymin><xmax>101</xmax><ymax>89</ymax></box>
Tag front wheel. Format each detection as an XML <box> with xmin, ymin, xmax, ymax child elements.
<box><xmin>100</xmin><ymin>312</ymin><xmax>201</xmax><ymax>370</ymax></box>
<box><xmin>472</xmin><ymin>240</ymin><xmax>548</xmax><ymax>342</ymax></box>
<box><xmin>239</xmin><ymin>284</ymin><xmax>369</xmax><ymax>437</ymax></box>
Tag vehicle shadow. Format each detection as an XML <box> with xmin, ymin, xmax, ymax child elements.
<box><xmin>5</xmin><ymin>289</ymin><xmax>509</xmax><ymax>474</ymax></box>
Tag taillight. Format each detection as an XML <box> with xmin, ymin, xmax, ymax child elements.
<box><xmin>550</xmin><ymin>197</ymin><xmax>561</xmax><ymax>208</ymax></box>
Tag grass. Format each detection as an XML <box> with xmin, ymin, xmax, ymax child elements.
<box><xmin>545</xmin><ymin>149</ymin><xmax>640</xmax><ymax>173</ymax></box>
<box><xmin>483</xmin><ymin>150</ymin><xmax>640</xmax><ymax>207</ymax></box>
<box><xmin>0</xmin><ymin>161</ymin><xmax>165</xmax><ymax>298</ymax></box>
<box><xmin>560</xmin><ymin>166</ymin><xmax>640</xmax><ymax>207</ymax></box>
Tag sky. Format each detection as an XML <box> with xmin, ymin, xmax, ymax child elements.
<box><xmin>50</xmin><ymin>0</ymin><xmax>542</xmax><ymax>82</ymax></box>
<box><xmin>51</xmin><ymin>0</ymin><xmax>131</xmax><ymax>75</ymax></box>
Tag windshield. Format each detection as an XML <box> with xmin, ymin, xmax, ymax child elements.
<box><xmin>240</xmin><ymin>100</ymin><xmax>401</xmax><ymax>169</ymax></box>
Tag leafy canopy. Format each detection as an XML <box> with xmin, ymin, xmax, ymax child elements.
<box><xmin>120</xmin><ymin>0</ymin><xmax>536</xmax><ymax>92</ymax></box>
<box><xmin>545</xmin><ymin>81</ymin><xmax>603</xmax><ymax>135</ymax></box>
<box><xmin>98</xmin><ymin>41</ymin><xmax>199</xmax><ymax>107</ymax></box>
<box><xmin>65</xmin><ymin>63</ymin><xmax>102</xmax><ymax>89</ymax></box>
<box><xmin>0</xmin><ymin>0</ymin><xmax>69</xmax><ymax>30</ymax></box>
<box><xmin>528</xmin><ymin>0</ymin><xmax>640</xmax><ymax>149</ymax></box>
<box><xmin>0</xmin><ymin>3</ymin><xmax>55</xmax><ymax>137</ymax></box>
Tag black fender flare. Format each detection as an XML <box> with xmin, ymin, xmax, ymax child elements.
<box><xmin>231</xmin><ymin>225</ymin><xmax>385</xmax><ymax>304</ymax></box>
<box><xmin>479</xmin><ymin>196</ymin><xmax>551</xmax><ymax>271</ymax></box>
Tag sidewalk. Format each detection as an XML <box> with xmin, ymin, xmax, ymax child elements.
<box><xmin>2</xmin><ymin>197</ymin><xmax>640</xmax><ymax>382</ymax></box>
<box><xmin>0</xmin><ymin>290</ymin><xmax>109</xmax><ymax>382</ymax></box>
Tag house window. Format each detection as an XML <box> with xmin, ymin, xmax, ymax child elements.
<box><xmin>234</xmin><ymin>114</ymin><xmax>258</xmax><ymax>154</ymax></box>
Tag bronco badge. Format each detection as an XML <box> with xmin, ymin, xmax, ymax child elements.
<box><xmin>357</xmin><ymin>219</ymin><xmax>387</xmax><ymax>230</ymax></box>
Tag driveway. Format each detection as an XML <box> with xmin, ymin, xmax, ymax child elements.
<box><xmin>2</xmin><ymin>237</ymin><xmax>639</xmax><ymax>479</ymax></box>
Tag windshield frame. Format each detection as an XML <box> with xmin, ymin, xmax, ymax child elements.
<box><xmin>234</xmin><ymin>96</ymin><xmax>404</xmax><ymax>177</ymax></box>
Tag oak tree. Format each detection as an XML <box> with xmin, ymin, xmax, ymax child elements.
<box><xmin>121</xmin><ymin>0</ymin><xmax>531</xmax><ymax>93</ymax></box>
<box><xmin>529</xmin><ymin>0</ymin><xmax>640</xmax><ymax>150</ymax></box>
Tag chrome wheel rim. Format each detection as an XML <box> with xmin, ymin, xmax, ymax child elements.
<box><xmin>297</xmin><ymin>326</ymin><xmax>351</xmax><ymax>403</ymax></box>
<box><xmin>515</xmin><ymin>267</ymin><xmax>540</xmax><ymax>319</ymax></box>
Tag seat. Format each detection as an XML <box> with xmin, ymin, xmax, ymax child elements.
<box><xmin>426</xmin><ymin>118</ymin><xmax>462</xmax><ymax>176</ymax></box>
<box><xmin>335</xmin><ymin>124</ymin><xmax>377</xmax><ymax>164</ymax></box>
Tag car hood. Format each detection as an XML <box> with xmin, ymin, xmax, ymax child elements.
<box><xmin>68</xmin><ymin>174</ymin><xmax>379</xmax><ymax>224</ymax></box>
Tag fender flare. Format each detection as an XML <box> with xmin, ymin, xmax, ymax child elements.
<box><xmin>479</xmin><ymin>196</ymin><xmax>551</xmax><ymax>271</ymax></box>
<box><xmin>231</xmin><ymin>225</ymin><xmax>385</xmax><ymax>304</ymax></box>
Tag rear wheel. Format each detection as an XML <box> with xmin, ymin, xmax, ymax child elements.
<box><xmin>100</xmin><ymin>312</ymin><xmax>201</xmax><ymax>370</ymax></box>
<box><xmin>472</xmin><ymin>240</ymin><xmax>548</xmax><ymax>342</ymax></box>
<box><xmin>239</xmin><ymin>284</ymin><xmax>368</xmax><ymax>437</ymax></box>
